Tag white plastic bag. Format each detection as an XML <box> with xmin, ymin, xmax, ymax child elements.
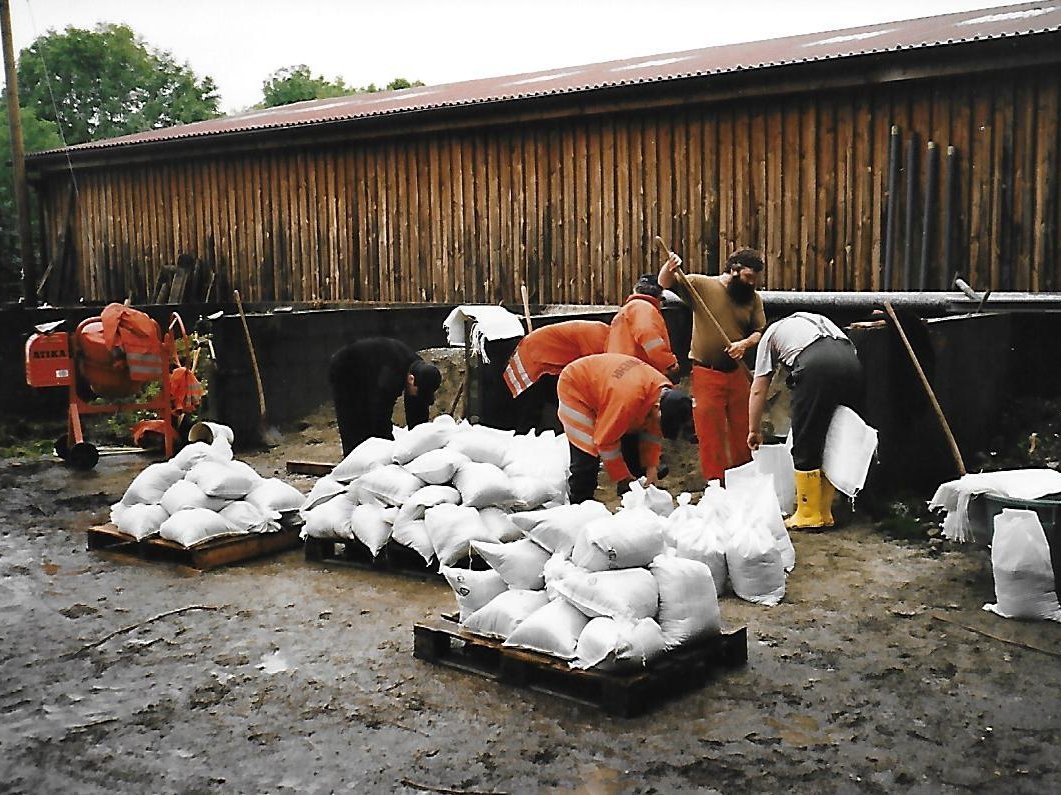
<box><xmin>666</xmin><ymin>503</ymin><xmax>729</xmax><ymax>598</ymax></box>
<box><xmin>471</xmin><ymin>538</ymin><xmax>551</xmax><ymax>590</ymax></box>
<box><xmin>503</xmin><ymin>598</ymin><xmax>590</xmax><ymax>659</ymax></box>
<box><xmin>159</xmin><ymin>507</ymin><xmax>240</xmax><ymax>547</ymax></box>
<box><xmin>423</xmin><ymin>503</ymin><xmax>499</xmax><ymax>567</ymax></box>
<box><xmin>983</xmin><ymin>508</ymin><xmax>1061</xmax><ymax>622</ymax></box>
<box><xmin>650</xmin><ymin>553</ymin><xmax>722</xmax><ymax>648</ymax></box>
<box><xmin>551</xmin><ymin>567</ymin><xmax>660</xmax><ymax>620</ymax></box>
<box><xmin>752</xmin><ymin>443</ymin><xmax>796</xmax><ymax>516</ymax></box>
<box><xmin>452</xmin><ymin>461</ymin><xmax>519</xmax><ymax>508</ymax></box>
<box><xmin>115</xmin><ymin>502</ymin><xmax>169</xmax><ymax>540</ymax></box>
<box><xmin>332</xmin><ymin>437</ymin><xmax>396</xmax><ymax>483</ymax></box>
<box><xmin>404</xmin><ymin>448</ymin><xmax>468</xmax><ymax>485</ymax></box>
<box><xmin>120</xmin><ymin>461</ymin><xmax>184</xmax><ymax>506</ymax></box>
<box><xmin>570</xmin><ymin>508</ymin><xmax>666</xmax><ymax>571</ymax></box>
<box><xmin>461</xmin><ymin>589</ymin><xmax>550</xmax><ymax>640</ymax></box>
<box><xmin>442</xmin><ymin>566</ymin><xmax>509</xmax><ymax>621</ymax></box>
<box><xmin>822</xmin><ymin>406</ymin><xmax>878</xmax><ymax>498</ymax></box>
<box><xmin>620</xmin><ymin>480</ymin><xmax>674</xmax><ymax>516</ymax></box>
<box><xmin>726</xmin><ymin>520</ymin><xmax>786</xmax><ymax>607</ymax></box>
<box><xmin>571</xmin><ymin>616</ymin><xmax>667</xmax><ymax>671</ymax></box>
<box><xmin>727</xmin><ymin>473</ymin><xmax>796</xmax><ymax>573</ymax></box>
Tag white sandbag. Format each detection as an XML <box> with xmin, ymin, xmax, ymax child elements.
<box><xmin>423</xmin><ymin>503</ymin><xmax>500</xmax><ymax>567</ymax></box>
<box><xmin>246</xmin><ymin>478</ymin><xmax>305</xmax><ymax>514</ymax></box>
<box><xmin>983</xmin><ymin>509</ymin><xmax>1061</xmax><ymax>622</ymax></box>
<box><xmin>392</xmin><ymin>421</ymin><xmax>457</xmax><ymax>465</ymax></box>
<box><xmin>393</xmin><ymin>485</ymin><xmax>462</xmax><ymax>528</ymax></box>
<box><xmin>471</xmin><ymin>538</ymin><xmax>551</xmax><ymax>590</ymax></box>
<box><xmin>351</xmin><ymin>503</ymin><xmax>397</xmax><ymax>556</ymax></box>
<box><xmin>822</xmin><ymin>405</ymin><xmax>878</xmax><ymax>498</ymax></box>
<box><xmin>650</xmin><ymin>553</ymin><xmax>721</xmax><ymax>648</ymax></box>
<box><xmin>503</xmin><ymin>598</ymin><xmax>590</xmax><ymax>659</ymax></box>
<box><xmin>404</xmin><ymin>448</ymin><xmax>468</xmax><ymax>485</ymax></box>
<box><xmin>301</xmin><ymin>475</ymin><xmax>346</xmax><ymax>512</ymax></box>
<box><xmin>172</xmin><ymin>440</ymin><xmax>233</xmax><ymax>471</ymax></box>
<box><xmin>727</xmin><ymin>473</ymin><xmax>796</xmax><ymax>573</ymax></box>
<box><xmin>502</xmin><ymin>430</ymin><xmax>570</xmax><ymax>503</ymax></box>
<box><xmin>186</xmin><ymin>460</ymin><xmax>260</xmax><ymax>499</ymax></box>
<box><xmin>479</xmin><ymin>508</ymin><xmax>524</xmax><ymax>543</ymax></box>
<box><xmin>571</xmin><ymin>508</ymin><xmax>666</xmax><ymax>571</ymax></box>
<box><xmin>357</xmin><ymin>464</ymin><xmax>425</xmax><ymax>507</ymax></box>
<box><xmin>571</xmin><ymin>616</ymin><xmax>667</xmax><ymax>671</ymax></box>
<box><xmin>301</xmin><ymin>494</ymin><xmax>356</xmax><ymax>540</ymax></box>
<box><xmin>331</xmin><ymin>437</ymin><xmax>396</xmax><ymax>483</ymax></box>
<box><xmin>696</xmin><ymin>481</ymin><xmax>734</xmax><ymax>537</ymax></box>
<box><xmin>160</xmin><ymin>479</ymin><xmax>229</xmax><ymax>515</ymax></box>
<box><xmin>344</xmin><ymin>476</ymin><xmax>386</xmax><ymax>508</ymax></box>
<box><xmin>552</xmin><ymin>566</ymin><xmax>659</xmax><ymax>620</ymax></box>
<box><xmin>114</xmin><ymin>502</ymin><xmax>169</xmax><ymax>540</ymax></box>
<box><xmin>442</xmin><ymin>566</ymin><xmax>509</xmax><ymax>622</ymax></box>
<box><xmin>666</xmin><ymin>497</ymin><xmax>728</xmax><ymax>597</ymax></box>
<box><xmin>120</xmin><ymin>461</ymin><xmax>184</xmax><ymax>506</ymax></box>
<box><xmin>446</xmin><ymin>424</ymin><xmax>514</xmax><ymax>467</ymax></box>
<box><xmin>620</xmin><ymin>480</ymin><xmax>675</xmax><ymax>516</ymax></box>
<box><xmin>752</xmin><ymin>443</ymin><xmax>796</xmax><ymax>515</ymax></box>
<box><xmin>219</xmin><ymin>500</ymin><xmax>281</xmax><ymax>534</ymax></box>
<box><xmin>461</xmin><ymin>589</ymin><xmax>550</xmax><ymax>640</ymax></box>
<box><xmin>507</xmin><ymin>476</ymin><xmax>555</xmax><ymax>511</ymax></box>
<box><xmin>159</xmin><ymin>507</ymin><xmax>241</xmax><ymax>547</ymax></box>
<box><xmin>186</xmin><ymin>421</ymin><xmax>234</xmax><ymax>446</ymax></box>
<box><xmin>512</xmin><ymin>501</ymin><xmax>610</xmax><ymax>556</ymax></box>
<box><xmin>452</xmin><ymin>461</ymin><xmax>519</xmax><ymax>508</ymax></box>
<box><xmin>726</xmin><ymin>520</ymin><xmax>786</xmax><ymax>607</ymax></box>
<box><xmin>391</xmin><ymin>519</ymin><xmax>435</xmax><ymax>564</ymax></box>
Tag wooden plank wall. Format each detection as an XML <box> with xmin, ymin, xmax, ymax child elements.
<box><xmin>39</xmin><ymin>65</ymin><xmax>1061</xmax><ymax>304</ymax></box>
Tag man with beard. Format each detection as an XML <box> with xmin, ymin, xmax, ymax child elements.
<box><xmin>658</xmin><ymin>248</ymin><xmax>766</xmax><ymax>484</ymax></box>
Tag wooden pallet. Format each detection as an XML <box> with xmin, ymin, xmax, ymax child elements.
<box><xmin>87</xmin><ymin>523</ymin><xmax>302</xmax><ymax>571</ymax></box>
<box><xmin>413</xmin><ymin>614</ymin><xmax>748</xmax><ymax>717</ymax></box>
<box><xmin>303</xmin><ymin>536</ymin><xmax>486</xmax><ymax>579</ymax></box>
<box><xmin>285</xmin><ymin>460</ymin><xmax>334</xmax><ymax>476</ymax></box>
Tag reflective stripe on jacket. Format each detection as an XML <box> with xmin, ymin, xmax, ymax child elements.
<box><xmin>100</xmin><ymin>303</ymin><xmax>164</xmax><ymax>381</ymax></box>
<box><xmin>503</xmin><ymin>320</ymin><xmax>609</xmax><ymax>397</ymax></box>
<box><xmin>606</xmin><ymin>293</ymin><xmax>678</xmax><ymax>375</ymax></box>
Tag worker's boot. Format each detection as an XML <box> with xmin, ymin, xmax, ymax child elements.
<box><xmin>785</xmin><ymin>469</ymin><xmax>824</xmax><ymax>530</ymax></box>
<box><xmin>820</xmin><ymin>473</ymin><xmax>836</xmax><ymax>528</ymax></box>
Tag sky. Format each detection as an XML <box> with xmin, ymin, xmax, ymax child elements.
<box><xmin>7</xmin><ymin>0</ymin><xmax>1010</xmax><ymax>114</ymax></box>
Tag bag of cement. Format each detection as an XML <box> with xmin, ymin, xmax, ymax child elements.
<box><xmin>246</xmin><ymin>478</ymin><xmax>305</xmax><ymax>514</ymax></box>
<box><xmin>404</xmin><ymin>448</ymin><xmax>468</xmax><ymax>485</ymax></box>
<box><xmin>391</xmin><ymin>519</ymin><xmax>435</xmax><ymax>564</ymax></box>
<box><xmin>159</xmin><ymin>507</ymin><xmax>241</xmax><ymax>547</ymax></box>
<box><xmin>452</xmin><ymin>461</ymin><xmax>519</xmax><ymax>508</ymax></box>
<box><xmin>666</xmin><ymin>498</ymin><xmax>728</xmax><ymax>597</ymax></box>
<box><xmin>172</xmin><ymin>440</ymin><xmax>233</xmax><ymax>471</ymax></box>
<box><xmin>471</xmin><ymin>538</ymin><xmax>551</xmax><ymax>589</ymax></box>
<box><xmin>479</xmin><ymin>507</ymin><xmax>524</xmax><ymax>543</ymax></box>
<box><xmin>512</xmin><ymin>501</ymin><xmax>610</xmax><ymax>556</ymax></box>
<box><xmin>301</xmin><ymin>493</ymin><xmax>356</xmax><ymax>540</ymax></box>
<box><xmin>351</xmin><ymin>503</ymin><xmax>398</xmax><ymax>556</ymax></box>
<box><xmin>331</xmin><ymin>437</ymin><xmax>396</xmax><ymax>483</ymax></box>
<box><xmin>650</xmin><ymin>553</ymin><xmax>722</xmax><ymax>648</ymax></box>
<box><xmin>114</xmin><ymin>502</ymin><xmax>170</xmax><ymax>540</ymax></box>
<box><xmin>442</xmin><ymin>566</ymin><xmax>509</xmax><ymax>621</ymax></box>
<box><xmin>571</xmin><ymin>616</ymin><xmax>667</xmax><ymax>671</ymax></box>
<box><xmin>357</xmin><ymin>464</ymin><xmax>425</xmax><ymax>507</ymax></box>
<box><xmin>120</xmin><ymin>461</ymin><xmax>184</xmax><ymax>506</ymax></box>
<box><xmin>219</xmin><ymin>500</ymin><xmax>281</xmax><ymax>534</ymax></box>
<box><xmin>508</xmin><ymin>476</ymin><xmax>554</xmax><ymax>511</ymax></box>
<box><xmin>752</xmin><ymin>443</ymin><xmax>796</xmax><ymax>515</ymax></box>
<box><xmin>462</xmin><ymin>589</ymin><xmax>550</xmax><ymax>640</ymax></box>
<box><xmin>551</xmin><ymin>566</ymin><xmax>659</xmax><ymax>620</ymax></box>
<box><xmin>726</xmin><ymin>519</ymin><xmax>786</xmax><ymax>607</ymax></box>
<box><xmin>393</xmin><ymin>485</ymin><xmax>462</xmax><ymax>528</ymax></box>
<box><xmin>160</xmin><ymin>479</ymin><xmax>230</xmax><ymax>515</ymax></box>
<box><xmin>424</xmin><ymin>503</ymin><xmax>500</xmax><ymax>567</ymax></box>
<box><xmin>727</xmin><ymin>473</ymin><xmax>796</xmax><ymax>572</ymax></box>
<box><xmin>392</xmin><ymin>421</ymin><xmax>457</xmax><ymax>465</ymax></box>
<box><xmin>620</xmin><ymin>480</ymin><xmax>674</xmax><ymax>516</ymax></box>
<box><xmin>301</xmin><ymin>475</ymin><xmax>346</xmax><ymax>512</ymax></box>
<box><xmin>983</xmin><ymin>509</ymin><xmax>1061</xmax><ymax>622</ymax></box>
<box><xmin>571</xmin><ymin>508</ymin><xmax>666</xmax><ymax>571</ymax></box>
<box><xmin>503</xmin><ymin>598</ymin><xmax>590</xmax><ymax>659</ymax></box>
<box><xmin>186</xmin><ymin>460</ymin><xmax>261</xmax><ymax>499</ymax></box>
<box><xmin>447</xmin><ymin>424</ymin><xmax>514</xmax><ymax>468</ymax></box>
<box><xmin>822</xmin><ymin>405</ymin><xmax>878</xmax><ymax>498</ymax></box>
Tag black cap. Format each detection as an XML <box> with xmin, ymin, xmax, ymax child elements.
<box><xmin>409</xmin><ymin>360</ymin><xmax>441</xmax><ymax>403</ymax></box>
<box><xmin>659</xmin><ymin>388</ymin><xmax>692</xmax><ymax>440</ymax></box>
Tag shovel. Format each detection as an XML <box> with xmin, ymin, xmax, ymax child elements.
<box><xmin>233</xmin><ymin>290</ymin><xmax>281</xmax><ymax>447</ymax></box>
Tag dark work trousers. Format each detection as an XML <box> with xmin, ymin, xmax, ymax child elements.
<box><xmin>512</xmin><ymin>375</ymin><xmax>560</xmax><ymax>434</ymax></box>
<box><xmin>619</xmin><ymin>434</ymin><xmax>648</xmax><ymax>478</ymax></box>
<box><xmin>789</xmin><ymin>337</ymin><xmax>864</xmax><ymax>470</ymax></box>
<box><xmin>568</xmin><ymin>444</ymin><xmax>602</xmax><ymax>504</ymax></box>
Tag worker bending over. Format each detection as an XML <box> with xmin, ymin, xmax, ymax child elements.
<box><xmin>502</xmin><ymin>320</ymin><xmax>610</xmax><ymax>433</ymax></box>
<box><xmin>747</xmin><ymin>312</ymin><xmax>863</xmax><ymax>529</ymax></box>
<box><xmin>557</xmin><ymin>353</ymin><xmax>692</xmax><ymax>503</ymax></box>
<box><xmin>658</xmin><ymin>249</ymin><xmax>766</xmax><ymax>484</ymax></box>
<box><xmin>329</xmin><ymin>337</ymin><xmax>442</xmax><ymax>455</ymax></box>
<box><xmin>606</xmin><ymin>274</ymin><xmax>679</xmax><ymax>380</ymax></box>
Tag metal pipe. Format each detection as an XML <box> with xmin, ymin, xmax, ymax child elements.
<box><xmin>942</xmin><ymin>146</ymin><xmax>958</xmax><ymax>290</ymax></box>
<box><xmin>883</xmin><ymin>126</ymin><xmax>901</xmax><ymax>290</ymax></box>
<box><xmin>759</xmin><ymin>290</ymin><xmax>1061</xmax><ymax>315</ymax></box>
<box><xmin>902</xmin><ymin>133</ymin><xmax>919</xmax><ymax>290</ymax></box>
<box><xmin>919</xmin><ymin>142</ymin><xmax>939</xmax><ymax>292</ymax></box>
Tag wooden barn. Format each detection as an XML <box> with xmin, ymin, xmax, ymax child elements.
<box><xmin>25</xmin><ymin>2</ymin><xmax>1061</xmax><ymax>307</ymax></box>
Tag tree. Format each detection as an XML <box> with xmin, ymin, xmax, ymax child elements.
<box><xmin>259</xmin><ymin>65</ymin><xmax>425</xmax><ymax>108</ymax></box>
<box><xmin>16</xmin><ymin>23</ymin><xmax>220</xmax><ymax>146</ymax></box>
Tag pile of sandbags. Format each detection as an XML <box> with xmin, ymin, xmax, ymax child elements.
<box><xmin>299</xmin><ymin>415</ymin><xmax>570</xmax><ymax>566</ymax></box>
<box><xmin>109</xmin><ymin>425</ymin><xmax>305</xmax><ymax>547</ymax></box>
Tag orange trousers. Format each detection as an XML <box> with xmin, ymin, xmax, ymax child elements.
<box><xmin>691</xmin><ymin>365</ymin><xmax>752</xmax><ymax>483</ymax></box>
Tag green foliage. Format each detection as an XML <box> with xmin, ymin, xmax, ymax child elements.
<box><xmin>258</xmin><ymin>64</ymin><xmax>425</xmax><ymax>108</ymax></box>
<box><xmin>16</xmin><ymin>22</ymin><xmax>221</xmax><ymax>146</ymax></box>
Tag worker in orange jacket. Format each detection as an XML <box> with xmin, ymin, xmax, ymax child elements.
<box><xmin>502</xmin><ymin>320</ymin><xmax>610</xmax><ymax>432</ymax></box>
<box><xmin>557</xmin><ymin>353</ymin><xmax>692</xmax><ymax>502</ymax></box>
<box><xmin>606</xmin><ymin>274</ymin><xmax>679</xmax><ymax>380</ymax></box>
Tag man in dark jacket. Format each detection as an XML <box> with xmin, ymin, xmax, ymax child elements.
<box><xmin>329</xmin><ymin>338</ymin><xmax>442</xmax><ymax>455</ymax></box>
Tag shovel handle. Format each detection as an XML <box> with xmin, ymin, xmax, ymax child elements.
<box><xmin>233</xmin><ymin>290</ymin><xmax>267</xmax><ymax>418</ymax></box>
<box><xmin>520</xmin><ymin>284</ymin><xmax>533</xmax><ymax>333</ymax></box>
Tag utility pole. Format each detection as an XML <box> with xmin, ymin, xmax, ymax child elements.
<box><xmin>1</xmin><ymin>0</ymin><xmax>36</xmax><ymax>303</ymax></box>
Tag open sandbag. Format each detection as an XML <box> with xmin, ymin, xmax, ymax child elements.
<box><xmin>727</xmin><ymin>473</ymin><xmax>796</xmax><ymax>573</ymax></box>
<box><xmin>503</xmin><ymin>598</ymin><xmax>590</xmax><ymax>659</ymax></box>
<box><xmin>120</xmin><ymin>461</ymin><xmax>184</xmax><ymax>506</ymax></box>
<box><xmin>357</xmin><ymin>464</ymin><xmax>425</xmax><ymax>507</ymax></box>
<box><xmin>404</xmin><ymin>448</ymin><xmax>468</xmax><ymax>485</ymax></box>
<box><xmin>331</xmin><ymin>437</ymin><xmax>396</xmax><ymax>483</ymax></box>
<box><xmin>461</xmin><ymin>589</ymin><xmax>550</xmax><ymax>640</ymax></box>
<box><xmin>301</xmin><ymin>494</ymin><xmax>356</xmax><ymax>540</ymax></box>
<box><xmin>666</xmin><ymin>497</ymin><xmax>728</xmax><ymax>597</ymax></box>
<box><xmin>442</xmin><ymin>566</ymin><xmax>509</xmax><ymax>621</ymax></box>
<box><xmin>160</xmin><ymin>479</ymin><xmax>229</xmax><ymax>515</ymax></box>
<box><xmin>571</xmin><ymin>616</ymin><xmax>667</xmax><ymax>671</ymax></box>
<box><xmin>570</xmin><ymin>508</ymin><xmax>666</xmax><ymax>571</ymax></box>
<box><xmin>246</xmin><ymin>478</ymin><xmax>305</xmax><ymax>514</ymax></box>
<box><xmin>620</xmin><ymin>480</ymin><xmax>675</xmax><ymax>516</ymax></box>
<box><xmin>726</xmin><ymin>520</ymin><xmax>786</xmax><ymax>607</ymax></box>
<box><xmin>471</xmin><ymin>538</ymin><xmax>551</xmax><ymax>590</ymax></box>
<box><xmin>650</xmin><ymin>553</ymin><xmax>722</xmax><ymax>648</ymax></box>
<box><xmin>424</xmin><ymin>503</ymin><xmax>500</xmax><ymax>567</ymax></box>
<box><xmin>551</xmin><ymin>566</ymin><xmax>659</xmax><ymax>620</ymax></box>
<box><xmin>172</xmin><ymin>440</ymin><xmax>233</xmax><ymax>471</ymax></box>
<box><xmin>512</xmin><ymin>501</ymin><xmax>610</xmax><ymax>556</ymax></box>
<box><xmin>351</xmin><ymin>504</ymin><xmax>398</xmax><ymax>556</ymax></box>
<box><xmin>452</xmin><ymin>461</ymin><xmax>519</xmax><ymax>509</ymax></box>
<box><xmin>219</xmin><ymin>501</ymin><xmax>281</xmax><ymax>534</ymax></box>
<box><xmin>392</xmin><ymin>519</ymin><xmax>435</xmax><ymax>564</ymax></box>
<box><xmin>159</xmin><ymin>507</ymin><xmax>240</xmax><ymax>547</ymax></box>
<box><xmin>983</xmin><ymin>508</ymin><xmax>1061</xmax><ymax>622</ymax></box>
<box><xmin>114</xmin><ymin>502</ymin><xmax>169</xmax><ymax>540</ymax></box>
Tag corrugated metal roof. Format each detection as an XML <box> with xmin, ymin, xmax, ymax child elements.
<box><xmin>32</xmin><ymin>2</ymin><xmax>1061</xmax><ymax>157</ymax></box>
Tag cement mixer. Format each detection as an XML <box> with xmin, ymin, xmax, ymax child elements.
<box><xmin>25</xmin><ymin>304</ymin><xmax>203</xmax><ymax>469</ymax></box>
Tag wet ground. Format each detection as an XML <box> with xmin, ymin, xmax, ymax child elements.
<box><xmin>1</xmin><ymin>405</ymin><xmax>1060</xmax><ymax>794</ymax></box>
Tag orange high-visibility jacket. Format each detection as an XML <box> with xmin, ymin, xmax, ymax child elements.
<box><xmin>606</xmin><ymin>293</ymin><xmax>677</xmax><ymax>375</ymax></box>
<box><xmin>503</xmin><ymin>320</ymin><xmax>609</xmax><ymax>397</ymax></box>
<box><xmin>100</xmin><ymin>303</ymin><xmax>164</xmax><ymax>381</ymax></box>
<box><xmin>557</xmin><ymin>353</ymin><xmax>669</xmax><ymax>483</ymax></box>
